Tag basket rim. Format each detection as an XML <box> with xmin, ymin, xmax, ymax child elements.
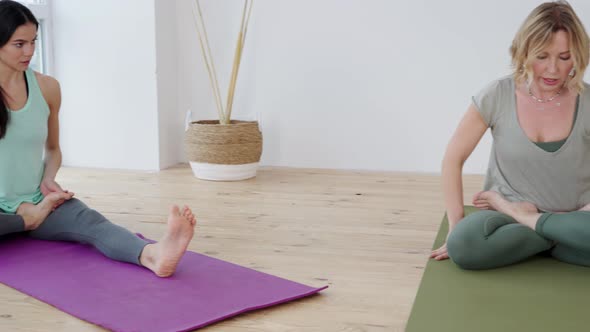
<box><xmin>190</xmin><ymin>120</ymin><xmax>259</xmax><ymax>126</ymax></box>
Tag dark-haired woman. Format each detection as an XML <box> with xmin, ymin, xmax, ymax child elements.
<box><xmin>0</xmin><ymin>0</ymin><xmax>196</xmax><ymax>277</ymax></box>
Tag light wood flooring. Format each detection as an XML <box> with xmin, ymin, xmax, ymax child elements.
<box><xmin>0</xmin><ymin>165</ymin><xmax>485</xmax><ymax>332</ymax></box>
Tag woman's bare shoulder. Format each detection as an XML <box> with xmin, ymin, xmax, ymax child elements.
<box><xmin>33</xmin><ymin>71</ymin><xmax>60</xmax><ymax>109</ymax></box>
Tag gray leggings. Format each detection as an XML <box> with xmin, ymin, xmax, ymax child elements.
<box><xmin>0</xmin><ymin>198</ymin><xmax>149</xmax><ymax>265</ymax></box>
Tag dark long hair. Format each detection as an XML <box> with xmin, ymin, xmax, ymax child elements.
<box><xmin>0</xmin><ymin>0</ymin><xmax>38</xmax><ymax>139</ymax></box>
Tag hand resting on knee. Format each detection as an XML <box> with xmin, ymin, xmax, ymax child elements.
<box><xmin>16</xmin><ymin>192</ymin><xmax>74</xmax><ymax>230</ymax></box>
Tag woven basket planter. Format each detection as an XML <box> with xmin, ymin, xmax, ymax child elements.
<box><xmin>185</xmin><ymin>120</ymin><xmax>263</xmax><ymax>181</ymax></box>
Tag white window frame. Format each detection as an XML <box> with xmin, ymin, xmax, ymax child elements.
<box><xmin>19</xmin><ymin>1</ymin><xmax>54</xmax><ymax>75</ymax></box>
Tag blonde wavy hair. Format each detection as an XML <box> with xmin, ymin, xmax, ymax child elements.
<box><xmin>510</xmin><ymin>1</ymin><xmax>590</xmax><ymax>93</ymax></box>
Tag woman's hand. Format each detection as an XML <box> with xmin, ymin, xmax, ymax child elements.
<box><xmin>17</xmin><ymin>192</ymin><xmax>73</xmax><ymax>230</ymax></box>
<box><xmin>40</xmin><ymin>178</ymin><xmax>74</xmax><ymax>209</ymax></box>
<box><xmin>41</xmin><ymin>178</ymin><xmax>63</xmax><ymax>195</ymax></box>
<box><xmin>430</xmin><ymin>243</ymin><xmax>449</xmax><ymax>261</ymax></box>
<box><xmin>430</xmin><ymin>230</ymin><xmax>453</xmax><ymax>261</ymax></box>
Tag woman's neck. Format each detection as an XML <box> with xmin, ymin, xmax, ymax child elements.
<box><xmin>528</xmin><ymin>82</ymin><xmax>566</xmax><ymax>100</ymax></box>
<box><xmin>0</xmin><ymin>64</ymin><xmax>24</xmax><ymax>88</ymax></box>
<box><xmin>518</xmin><ymin>81</ymin><xmax>574</xmax><ymax>100</ymax></box>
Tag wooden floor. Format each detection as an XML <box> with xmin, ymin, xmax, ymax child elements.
<box><xmin>0</xmin><ymin>165</ymin><xmax>485</xmax><ymax>332</ymax></box>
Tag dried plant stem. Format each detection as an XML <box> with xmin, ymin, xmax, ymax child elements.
<box><xmin>192</xmin><ymin>0</ymin><xmax>226</xmax><ymax>123</ymax></box>
<box><xmin>225</xmin><ymin>0</ymin><xmax>253</xmax><ymax>124</ymax></box>
<box><xmin>192</xmin><ymin>0</ymin><xmax>254</xmax><ymax>125</ymax></box>
<box><xmin>242</xmin><ymin>0</ymin><xmax>254</xmax><ymax>45</ymax></box>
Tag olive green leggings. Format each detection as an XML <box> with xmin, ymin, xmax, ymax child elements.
<box><xmin>446</xmin><ymin>210</ymin><xmax>590</xmax><ymax>269</ymax></box>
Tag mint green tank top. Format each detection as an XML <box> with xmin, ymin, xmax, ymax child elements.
<box><xmin>0</xmin><ymin>69</ymin><xmax>48</xmax><ymax>213</ymax></box>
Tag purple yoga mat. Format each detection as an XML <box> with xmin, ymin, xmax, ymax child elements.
<box><xmin>0</xmin><ymin>235</ymin><xmax>327</xmax><ymax>332</ymax></box>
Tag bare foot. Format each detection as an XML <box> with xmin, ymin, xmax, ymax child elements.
<box><xmin>140</xmin><ymin>205</ymin><xmax>196</xmax><ymax>277</ymax></box>
<box><xmin>475</xmin><ymin>191</ymin><xmax>541</xmax><ymax>229</ymax></box>
<box><xmin>473</xmin><ymin>191</ymin><xmax>538</xmax><ymax>213</ymax></box>
<box><xmin>17</xmin><ymin>192</ymin><xmax>74</xmax><ymax>230</ymax></box>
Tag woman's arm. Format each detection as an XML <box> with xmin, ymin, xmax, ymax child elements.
<box><xmin>36</xmin><ymin>73</ymin><xmax>73</xmax><ymax>201</ymax></box>
<box><xmin>442</xmin><ymin>104</ymin><xmax>488</xmax><ymax>228</ymax></box>
<box><xmin>431</xmin><ymin>103</ymin><xmax>488</xmax><ymax>260</ymax></box>
<box><xmin>39</xmin><ymin>73</ymin><xmax>61</xmax><ymax>183</ymax></box>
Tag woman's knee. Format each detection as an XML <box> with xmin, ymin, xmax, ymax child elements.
<box><xmin>76</xmin><ymin>207</ymin><xmax>107</xmax><ymax>226</ymax></box>
<box><xmin>446</xmin><ymin>211</ymin><xmax>512</xmax><ymax>269</ymax></box>
<box><xmin>58</xmin><ymin>199</ymin><xmax>107</xmax><ymax>226</ymax></box>
<box><xmin>446</xmin><ymin>228</ymin><xmax>481</xmax><ymax>270</ymax></box>
<box><xmin>34</xmin><ymin>198</ymin><xmax>107</xmax><ymax>235</ymax></box>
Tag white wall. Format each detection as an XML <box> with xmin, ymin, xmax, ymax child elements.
<box><xmin>155</xmin><ymin>0</ymin><xmax>182</xmax><ymax>169</ymax></box>
<box><xmin>53</xmin><ymin>0</ymin><xmax>160</xmax><ymax>170</ymax></box>
<box><xmin>52</xmin><ymin>0</ymin><xmax>590</xmax><ymax>173</ymax></box>
<box><xmin>176</xmin><ymin>0</ymin><xmax>590</xmax><ymax>174</ymax></box>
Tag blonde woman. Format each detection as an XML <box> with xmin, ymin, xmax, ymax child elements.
<box><xmin>431</xmin><ymin>1</ymin><xmax>590</xmax><ymax>269</ymax></box>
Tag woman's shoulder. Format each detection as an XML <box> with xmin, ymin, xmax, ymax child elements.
<box><xmin>33</xmin><ymin>71</ymin><xmax>59</xmax><ymax>91</ymax></box>
<box><xmin>472</xmin><ymin>75</ymin><xmax>514</xmax><ymax>127</ymax></box>
<box><xmin>32</xmin><ymin>70</ymin><xmax>61</xmax><ymax>109</ymax></box>
<box><xmin>576</xmin><ymin>81</ymin><xmax>590</xmax><ymax>136</ymax></box>
<box><xmin>477</xmin><ymin>75</ymin><xmax>513</xmax><ymax>95</ymax></box>
<box><xmin>473</xmin><ymin>75</ymin><xmax>514</xmax><ymax>106</ymax></box>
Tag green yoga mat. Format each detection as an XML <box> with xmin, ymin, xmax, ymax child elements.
<box><xmin>406</xmin><ymin>206</ymin><xmax>590</xmax><ymax>332</ymax></box>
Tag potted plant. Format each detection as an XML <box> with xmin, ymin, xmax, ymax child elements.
<box><xmin>185</xmin><ymin>0</ymin><xmax>262</xmax><ymax>181</ymax></box>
